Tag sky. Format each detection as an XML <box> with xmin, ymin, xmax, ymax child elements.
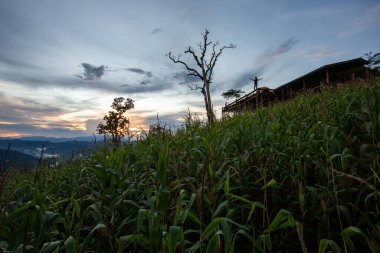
<box><xmin>0</xmin><ymin>0</ymin><xmax>379</xmax><ymax>138</ymax></box>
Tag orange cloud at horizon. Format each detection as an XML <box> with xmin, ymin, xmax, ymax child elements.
<box><xmin>0</xmin><ymin>122</ymin><xmax>23</xmax><ymax>137</ymax></box>
<box><xmin>0</xmin><ymin>132</ymin><xmax>28</xmax><ymax>138</ymax></box>
<box><xmin>0</xmin><ymin>121</ymin><xmax>16</xmax><ymax>125</ymax></box>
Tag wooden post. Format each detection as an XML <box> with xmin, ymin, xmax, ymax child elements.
<box><xmin>325</xmin><ymin>69</ymin><xmax>330</xmax><ymax>84</ymax></box>
<box><xmin>256</xmin><ymin>89</ymin><xmax>259</xmax><ymax>110</ymax></box>
<box><xmin>281</xmin><ymin>88</ymin><xmax>284</xmax><ymax>101</ymax></box>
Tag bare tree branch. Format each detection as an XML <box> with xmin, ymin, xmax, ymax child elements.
<box><xmin>184</xmin><ymin>47</ymin><xmax>203</xmax><ymax>69</ymax></box>
<box><xmin>200</xmin><ymin>29</ymin><xmax>211</xmax><ymax>68</ymax></box>
<box><xmin>168</xmin><ymin>52</ymin><xmax>203</xmax><ymax>79</ymax></box>
<box><xmin>189</xmin><ymin>84</ymin><xmax>203</xmax><ymax>91</ymax></box>
<box><xmin>167</xmin><ymin>30</ymin><xmax>235</xmax><ymax>125</ymax></box>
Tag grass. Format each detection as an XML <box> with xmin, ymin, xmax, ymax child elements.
<box><xmin>0</xmin><ymin>82</ymin><xmax>379</xmax><ymax>252</ymax></box>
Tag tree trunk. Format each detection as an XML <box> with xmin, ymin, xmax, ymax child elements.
<box><xmin>167</xmin><ymin>31</ymin><xmax>235</xmax><ymax>127</ymax></box>
<box><xmin>201</xmin><ymin>88</ymin><xmax>209</xmax><ymax>123</ymax></box>
<box><xmin>204</xmin><ymin>80</ymin><xmax>214</xmax><ymax>125</ymax></box>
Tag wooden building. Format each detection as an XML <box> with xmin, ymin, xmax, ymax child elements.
<box><xmin>274</xmin><ymin>57</ymin><xmax>368</xmax><ymax>101</ymax></box>
<box><xmin>222</xmin><ymin>57</ymin><xmax>368</xmax><ymax>115</ymax></box>
<box><xmin>222</xmin><ymin>87</ymin><xmax>275</xmax><ymax>114</ymax></box>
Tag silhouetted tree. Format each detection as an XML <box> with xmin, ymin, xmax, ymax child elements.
<box><xmin>364</xmin><ymin>51</ymin><xmax>380</xmax><ymax>80</ymax></box>
<box><xmin>97</xmin><ymin>97</ymin><xmax>134</xmax><ymax>147</ymax></box>
<box><xmin>221</xmin><ymin>89</ymin><xmax>245</xmax><ymax>100</ymax></box>
<box><xmin>364</xmin><ymin>51</ymin><xmax>380</xmax><ymax>70</ymax></box>
<box><xmin>168</xmin><ymin>29</ymin><xmax>235</xmax><ymax>125</ymax></box>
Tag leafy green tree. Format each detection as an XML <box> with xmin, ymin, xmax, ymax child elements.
<box><xmin>97</xmin><ymin>97</ymin><xmax>134</xmax><ymax>147</ymax></box>
<box><xmin>221</xmin><ymin>89</ymin><xmax>245</xmax><ymax>100</ymax></box>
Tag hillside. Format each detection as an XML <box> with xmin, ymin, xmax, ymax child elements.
<box><xmin>0</xmin><ymin>84</ymin><xmax>379</xmax><ymax>252</ymax></box>
<box><xmin>0</xmin><ymin>149</ymin><xmax>39</xmax><ymax>170</ymax></box>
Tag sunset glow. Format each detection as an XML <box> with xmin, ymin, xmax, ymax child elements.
<box><xmin>0</xmin><ymin>132</ymin><xmax>28</xmax><ymax>138</ymax></box>
<box><xmin>0</xmin><ymin>122</ymin><xmax>16</xmax><ymax>125</ymax></box>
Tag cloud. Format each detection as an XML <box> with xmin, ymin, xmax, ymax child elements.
<box><xmin>0</xmin><ymin>93</ymin><xmax>96</xmax><ymax>126</ymax></box>
<box><xmin>84</xmin><ymin>118</ymin><xmax>102</xmax><ymax>134</ymax></box>
<box><xmin>0</xmin><ymin>113</ymin><xmax>86</xmax><ymax>138</ymax></box>
<box><xmin>173</xmin><ymin>72</ymin><xmax>200</xmax><ymax>85</ymax></box>
<box><xmin>0</xmin><ymin>88</ymin><xmax>102</xmax><ymax>137</ymax></box>
<box><xmin>120</xmin><ymin>82</ymin><xmax>167</xmax><ymax>94</ymax></box>
<box><xmin>76</xmin><ymin>63</ymin><xmax>106</xmax><ymax>80</ymax></box>
<box><xmin>0</xmin><ymin>123</ymin><xmax>87</xmax><ymax>138</ymax></box>
<box><xmin>0</xmin><ymin>71</ymin><xmax>109</xmax><ymax>91</ymax></box>
<box><xmin>0</xmin><ymin>96</ymin><xmax>64</xmax><ymax>124</ymax></box>
<box><xmin>258</xmin><ymin>37</ymin><xmax>300</xmax><ymax>63</ymax></box>
<box><xmin>251</xmin><ymin>37</ymin><xmax>300</xmax><ymax>79</ymax></box>
<box><xmin>233</xmin><ymin>72</ymin><xmax>256</xmax><ymax>90</ymax></box>
<box><xmin>150</xmin><ymin>28</ymin><xmax>162</xmax><ymax>34</ymax></box>
<box><xmin>0</xmin><ymin>67</ymin><xmax>174</xmax><ymax>95</ymax></box>
<box><xmin>140</xmin><ymin>80</ymin><xmax>151</xmax><ymax>85</ymax></box>
<box><xmin>143</xmin><ymin>111</ymin><xmax>188</xmax><ymax>127</ymax></box>
<box><xmin>126</xmin><ymin>68</ymin><xmax>153</xmax><ymax>78</ymax></box>
<box><xmin>233</xmin><ymin>37</ymin><xmax>300</xmax><ymax>89</ymax></box>
<box><xmin>298</xmin><ymin>48</ymin><xmax>339</xmax><ymax>59</ymax></box>
<box><xmin>0</xmin><ymin>55</ymin><xmax>39</xmax><ymax>70</ymax></box>
<box><xmin>338</xmin><ymin>3</ymin><xmax>380</xmax><ymax>38</ymax></box>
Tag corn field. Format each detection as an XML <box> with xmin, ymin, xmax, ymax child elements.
<box><xmin>0</xmin><ymin>83</ymin><xmax>379</xmax><ymax>252</ymax></box>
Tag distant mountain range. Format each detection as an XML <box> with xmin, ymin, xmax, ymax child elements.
<box><xmin>0</xmin><ymin>138</ymin><xmax>100</xmax><ymax>166</ymax></box>
<box><xmin>0</xmin><ymin>135</ymin><xmax>103</xmax><ymax>143</ymax></box>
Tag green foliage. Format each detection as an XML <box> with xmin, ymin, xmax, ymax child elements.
<box><xmin>97</xmin><ymin>97</ymin><xmax>134</xmax><ymax>147</ymax></box>
<box><xmin>1</xmin><ymin>83</ymin><xmax>379</xmax><ymax>252</ymax></box>
<box><xmin>221</xmin><ymin>89</ymin><xmax>245</xmax><ymax>100</ymax></box>
<box><xmin>364</xmin><ymin>51</ymin><xmax>380</xmax><ymax>79</ymax></box>
<box><xmin>365</xmin><ymin>51</ymin><xmax>380</xmax><ymax>69</ymax></box>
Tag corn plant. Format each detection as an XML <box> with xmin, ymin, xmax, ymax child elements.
<box><xmin>0</xmin><ymin>82</ymin><xmax>379</xmax><ymax>252</ymax></box>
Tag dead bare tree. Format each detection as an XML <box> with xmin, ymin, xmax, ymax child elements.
<box><xmin>168</xmin><ymin>29</ymin><xmax>235</xmax><ymax>125</ymax></box>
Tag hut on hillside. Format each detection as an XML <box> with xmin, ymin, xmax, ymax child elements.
<box><xmin>274</xmin><ymin>57</ymin><xmax>368</xmax><ymax>101</ymax></box>
<box><xmin>222</xmin><ymin>57</ymin><xmax>368</xmax><ymax>115</ymax></box>
<box><xmin>222</xmin><ymin>87</ymin><xmax>275</xmax><ymax>114</ymax></box>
